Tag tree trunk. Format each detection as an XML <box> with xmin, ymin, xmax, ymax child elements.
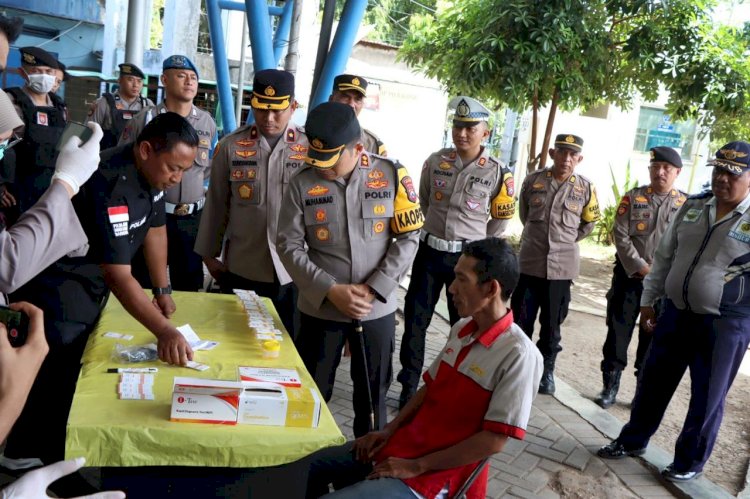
<box><xmin>527</xmin><ymin>89</ymin><xmax>539</xmax><ymax>173</ymax></box>
<box><xmin>539</xmin><ymin>87</ymin><xmax>560</xmax><ymax>170</ymax></box>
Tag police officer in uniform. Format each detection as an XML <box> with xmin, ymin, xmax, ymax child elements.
<box><xmin>277</xmin><ymin>102</ymin><xmax>422</xmax><ymax>437</ymax></box>
<box><xmin>0</xmin><ymin>47</ymin><xmax>67</xmax><ymax>217</ymax></box>
<box><xmin>511</xmin><ymin>134</ymin><xmax>600</xmax><ymax>395</ymax></box>
<box><xmin>599</xmin><ymin>142</ymin><xmax>750</xmax><ymax>482</ymax></box>
<box><xmin>594</xmin><ymin>147</ymin><xmax>686</xmax><ymax>409</ymax></box>
<box><xmin>120</xmin><ymin>55</ymin><xmax>217</xmax><ymax>291</ymax></box>
<box><xmin>329</xmin><ymin>74</ymin><xmax>386</xmax><ymax>156</ymax></box>
<box><xmin>5</xmin><ymin>113</ymin><xmax>198</xmax><ymax>466</ymax></box>
<box><xmin>88</xmin><ymin>63</ymin><xmax>154</xmax><ymax>149</ymax></box>
<box><xmin>196</xmin><ymin>69</ymin><xmax>306</xmax><ymax>339</ymax></box>
<box><xmin>397</xmin><ymin>96</ymin><xmax>515</xmax><ymax>407</ymax></box>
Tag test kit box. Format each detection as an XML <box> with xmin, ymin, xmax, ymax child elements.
<box><xmin>238</xmin><ymin>366</ymin><xmax>301</xmax><ymax>387</ymax></box>
<box><xmin>239</xmin><ymin>381</ymin><xmax>321</xmax><ymax>428</ymax></box>
<box><xmin>170</xmin><ymin>377</ymin><xmax>242</xmax><ymax>425</ymax></box>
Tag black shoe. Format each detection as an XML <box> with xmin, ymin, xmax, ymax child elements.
<box><xmin>538</xmin><ymin>370</ymin><xmax>555</xmax><ymax>395</ymax></box>
<box><xmin>597</xmin><ymin>440</ymin><xmax>646</xmax><ymax>459</ymax></box>
<box><xmin>662</xmin><ymin>463</ymin><xmax>702</xmax><ymax>482</ymax></box>
<box><xmin>594</xmin><ymin>370</ymin><xmax>622</xmax><ymax>409</ymax></box>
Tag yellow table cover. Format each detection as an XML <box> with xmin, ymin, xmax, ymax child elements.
<box><xmin>65</xmin><ymin>292</ymin><xmax>345</xmax><ymax>467</ymax></box>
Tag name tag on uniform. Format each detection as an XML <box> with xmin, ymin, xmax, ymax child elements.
<box><xmin>728</xmin><ymin>220</ymin><xmax>750</xmax><ymax>243</ymax></box>
<box><xmin>36</xmin><ymin>112</ymin><xmax>48</xmax><ymax>126</ymax></box>
<box><xmin>123</xmin><ymin>112</ymin><xmax>133</xmax><ymax>120</ymax></box>
<box><xmin>683</xmin><ymin>208</ymin><xmax>702</xmax><ymax>223</ymax></box>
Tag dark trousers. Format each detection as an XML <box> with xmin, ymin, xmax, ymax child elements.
<box><xmin>4</xmin><ymin>321</ymin><xmax>90</xmax><ymax>463</ymax></box>
<box><xmin>398</xmin><ymin>242</ymin><xmax>460</xmax><ymax>394</ymax></box>
<box><xmin>618</xmin><ymin>299</ymin><xmax>750</xmax><ymax>473</ymax></box>
<box><xmin>601</xmin><ymin>259</ymin><xmax>651</xmax><ymax>375</ymax></box>
<box><xmin>131</xmin><ymin>211</ymin><xmax>204</xmax><ymax>291</ymax></box>
<box><xmin>510</xmin><ymin>273</ymin><xmax>571</xmax><ymax>359</ymax></box>
<box><xmin>305</xmin><ymin>441</ymin><xmax>371</xmax><ymax>498</ymax></box>
<box><xmin>300</xmin><ymin>313</ymin><xmax>395</xmax><ymax>438</ymax></box>
<box><xmin>217</xmin><ymin>271</ymin><xmax>300</xmax><ymax>343</ymax></box>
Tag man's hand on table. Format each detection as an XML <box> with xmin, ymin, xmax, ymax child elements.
<box><xmin>157</xmin><ymin>329</ymin><xmax>193</xmax><ymax>366</ymax></box>
<box><xmin>153</xmin><ymin>294</ymin><xmax>176</xmax><ymax>318</ymax></box>
<box><xmin>0</xmin><ymin>457</ymin><xmax>125</xmax><ymax>499</ymax></box>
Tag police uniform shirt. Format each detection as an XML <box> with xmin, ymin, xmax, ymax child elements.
<box><xmin>613</xmin><ymin>185</ymin><xmax>686</xmax><ymax>276</ymax></box>
<box><xmin>277</xmin><ymin>152</ymin><xmax>422</xmax><ymax>322</ymax></box>
<box><xmin>518</xmin><ymin>168</ymin><xmax>600</xmax><ymax>280</ymax></box>
<box><xmin>362</xmin><ymin>128</ymin><xmax>386</xmax><ymax>156</ymax></box>
<box><xmin>420</xmin><ymin>147</ymin><xmax>515</xmax><ymax>241</ymax></box>
<box><xmin>74</xmin><ymin>144</ymin><xmax>166</xmax><ymax>265</ymax></box>
<box><xmin>642</xmin><ymin>191</ymin><xmax>750</xmax><ymax>316</ymax></box>
<box><xmin>376</xmin><ymin>313</ymin><xmax>542</xmax><ymax>498</ymax></box>
<box><xmin>195</xmin><ymin>123</ymin><xmax>308</xmax><ymax>284</ymax></box>
<box><xmin>118</xmin><ymin>103</ymin><xmax>217</xmax><ymax>204</ymax></box>
<box><xmin>88</xmin><ymin>90</ymin><xmax>154</xmax><ymax>131</ymax></box>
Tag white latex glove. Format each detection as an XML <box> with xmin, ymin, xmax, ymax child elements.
<box><xmin>51</xmin><ymin>122</ymin><xmax>104</xmax><ymax>195</ymax></box>
<box><xmin>0</xmin><ymin>457</ymin><xmax>125</xmax><ymax>499</ymax></box>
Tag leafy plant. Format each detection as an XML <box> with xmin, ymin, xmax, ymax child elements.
<box><xmin>597</xmin><ymin>161</ymin><xmax>638</xmax><ymax>246</ymax></box>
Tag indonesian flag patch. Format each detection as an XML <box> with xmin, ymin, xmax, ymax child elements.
<box><xmin>108</xmin><ymin>206</ymin><xmax>129</xmax><ymax>237</ymax></box>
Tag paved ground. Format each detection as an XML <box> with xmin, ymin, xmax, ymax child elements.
<box><xmin>0</xmin><ymin>285</ymin><xmax>734</xmax><ymax>498</ymax></box>
<box><xmin>327</xmin><ymin>286</ymin><xmax>732</xmax><ymax>498</ymax></box>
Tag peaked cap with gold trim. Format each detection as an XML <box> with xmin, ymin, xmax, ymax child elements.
<box><xmin>304</xmin><ymin>102</ymin><xmax>361</xmax><ymax>169</ymax></box>
<box><xmin>709</xmin><ymin>141</ymin><xmax>750</xmax><ymax>176</ymax></box>
<box><xmin>449</xmin><ymin>96</ymin><xmax>490</xmax><ymax>127</ymax></box>
<box><xmin>251</xmin><ymin>69</ymin><xmax>294</xmax><ymax>110</ymax></box>
<box><xmin>554</xmin><ymin>133</ymin><xmax>584</xmax><ymax>152</ymax></box>
<box><xmin>333</xmin><ymin>74</ymin><xmax>367</xmax><ymax>96</ymax></box>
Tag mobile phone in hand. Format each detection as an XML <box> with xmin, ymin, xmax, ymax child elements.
<box><xmin>56</xmin><ymin>121</ymin><xmax>93</xmax><ymax>151</ymax></box>
<box><xmin>0</xmin><ymin>305</ymin><xmax>29</xmax><ymax>348</ymax></box>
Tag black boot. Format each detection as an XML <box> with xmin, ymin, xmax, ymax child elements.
<box><xmin>538</xmin><ymin>357</ymin><xmax>556</xmax><ymax>394</ymax></box>
<box><xmin>594</xmin><ymin>370</ymin><xmax>622</xmax><ymax>409</ymax></box>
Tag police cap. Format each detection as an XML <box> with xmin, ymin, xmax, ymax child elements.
<box><xmin>449</xmin><ymin>96</ymin><xmax>490</xmax><ymax>127</ymax></box>
<box><xmin>709</xmin><ymin>141</ymin><xmax>750</xmax><ymax>176</ymax></box>
<box><xmin>650</xmin><ymin>147</ymin><xmax>682</xmax><ymax>168</ymax></box>
<box><xmin>119</xmin><ymin>63</ymin><xmax>145</xmax><ymax>79</ymax></box>
<box><xmin>162</xmin><ymin>54</ymin><xmax>199</xmax><ymax>79</ymax></box>
<box><xmin>304</xmin><ymin>102</ymin><xmax>360</xmax><ymax>169</ymax></box>
<box><xmin>333</xmin><ymin>74</ymin><xmax>367</xmax><ymax>96</ymax></box>
<box><xmin>554</xmin><ymin>134</ymin><xmax>584</xmax><ymax>152</ymax></box>
<box><xmin>19</xmin><ymin>46</ymin><xmax>59</xmax><ymax>69</ymax></box>
<box><xmin>251</xmin><ymin>69</ymin><xmax>294</xmax><ymax>110</ymax></box>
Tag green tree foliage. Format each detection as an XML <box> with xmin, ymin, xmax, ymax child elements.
<box><xmin>400</xmin><ymin>0</ymin><xmax>750</xmax><ymax>170</ymax></box>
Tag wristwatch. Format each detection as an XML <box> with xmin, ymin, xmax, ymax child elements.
<box><xmin>152</xmin><ymin>285</ymin><xmax>172</xmax><ymax>296</ymax></box>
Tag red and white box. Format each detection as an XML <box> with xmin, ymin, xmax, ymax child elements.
<box><xmin>170</xmin><ymin>377</ymin><xmax>242</xmax><ymax>425</ymax></box>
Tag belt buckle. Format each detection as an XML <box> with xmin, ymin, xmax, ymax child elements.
<box><xmin>174</xmin><ymin>203</ymin><xmax>190</xmax><ymax>216</ymax></box>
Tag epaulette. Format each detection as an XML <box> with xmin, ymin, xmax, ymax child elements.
<box><xmin>223</xmin><ymin>123</ymin><xmax>253</xmax><ymax>140</ymax></box>
<box><xmin>689</xmin><ymin>190</ymin><xmax>713</xmax><ymax>199</ymax></box>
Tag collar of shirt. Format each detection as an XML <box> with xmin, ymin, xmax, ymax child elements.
<box><xmin>157</xmin><ymin>102</ymin><xmax>198</xmax><ymax>119</ymax></box>
<box><xmin>706</xmin><ymin>191</ymin><xmax>750</xmax><ymax>224</ymax></box>
<box><xmin>457</xmin><ymin>309</ymin><xmax>515</xmax><ymax>347</ymax></box>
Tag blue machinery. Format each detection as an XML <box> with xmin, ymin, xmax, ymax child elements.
<box><xmin>205</xmin><ymin>0</ymin><xmax>368</xmax><ymax>133</ymax></box>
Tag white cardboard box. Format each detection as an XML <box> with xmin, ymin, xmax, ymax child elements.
<box><xmin>238</xmin><ymin>366</ymin><xmax>302</xmax><ymax>387</ymax></box>
<box><xmin>239</xmin><ymin>381</ymin><xmax>321</xmax><ymax>428</ymax></box>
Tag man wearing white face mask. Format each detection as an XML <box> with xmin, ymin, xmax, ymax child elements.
<box><xmin>0</xmin><ymin>46</ymin><xmax>68</xmax><ymax>219</ymax></box>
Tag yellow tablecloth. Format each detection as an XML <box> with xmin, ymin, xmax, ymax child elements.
<box><xmin>65</xmin><ymin>292</ymin><xmax>345</xmax><ymax>467</ymax></box>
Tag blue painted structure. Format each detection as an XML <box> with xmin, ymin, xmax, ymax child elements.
<box><xmin>207</xmin><ymin>0</ymin><xmax>368</xmax><ymax>133</ymax></box>
<box><xmin>0</xmin><ymin>0</ymin><xmax>103</xmax><ymax>24</ymax></box>
<box><xmin>308</xmin><ymin>0</ymin><xmax>368</xmax><ymax>109</ymax></box>
<box><xmin>206</xmin><ymin>0</ymin><xmax>289</xmax><ymax>132</ymax></box>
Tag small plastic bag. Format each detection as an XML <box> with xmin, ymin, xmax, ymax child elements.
<box><xmin>114</xmin><ymin>343</ymin><xmax>158</xmax><ymax>363</ymax></box>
